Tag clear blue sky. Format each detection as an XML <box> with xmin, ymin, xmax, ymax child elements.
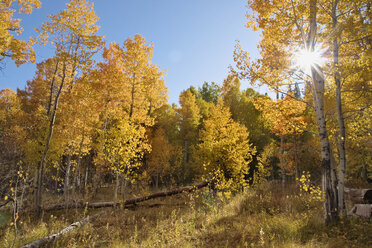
<box><xmin>0</xmin><ymin>0</ymin><xmax>262</xmax><ymax>104</ymax></box>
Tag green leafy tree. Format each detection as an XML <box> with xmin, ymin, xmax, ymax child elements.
<box><xmin>199</xmin><ymin>81</ymin><xmax>221</xmax><ymax>104</ymax></box>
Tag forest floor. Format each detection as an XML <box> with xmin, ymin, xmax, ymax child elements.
<box><xmin>1</xmin><ymin>182</ymin><xmax>371</xmax><ymax>247</ymax></box>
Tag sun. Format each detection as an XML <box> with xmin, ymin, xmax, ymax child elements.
<box><xmin>294</xmin><ymin>48</ymin><xmax>324</xmax><ymax>73</ymax></box>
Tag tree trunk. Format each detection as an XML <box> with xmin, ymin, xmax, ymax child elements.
<box><xmin>64</xmin><ymin>154</ymin><xmax>72</xmax><ymax>203</ymax></box>
<box><xmin>182</xmin><ymin>140</ymin><xmax>188</xmax><ymax>183</ymax></box>
<box><xmin>311</xmin><ymin>64</ymin><xmax>339</xmax><ymax>224</ymax></box>
<box><xmin>21</xmin><ymin>210</ymin><xmax>107</xmax><ymax>248</ymax></box>
<box><xmin>74</xmin><ymin>157</ymin><xmax>81</xmax><ymax>194</ymax></box>
<box><xmin>35</xmin><ymin>73</ymin><xmax>65</xmax><ymax>215</ymax></box>
<box><xmin>280</xmin><ymin>135</ymin><xmax>285</xmax><ymax>185</ymax></box>
<box><xmin>34</xmin><ymin>40</ymin><xmax>76</xmax><ymax>214</ymax></box>
<box><xmin>83</xmin><ymin>164</ymin><xmax>89</xmax><ymax>195</ymax></box>
<box><xmin>121</xmin><ymin>178</ymin><xmax>127</xmax><ymax>200</ymax></box>
<box><xmin>294</xmin><ymin>133</ymin><xmax>299</xmax><ymax>185</ymax></box>
<box><xmin>308</xmin><ymin>0</ymin><xmax>339</xmax><ymax>224</ymax></box>
<box><xmin>361</xmin><ymin>163</ymin><xmax>367</xmax><ymax>181</ymax></box>
<box><xmin>332</xmin><ymin>1</ymin><xmax>346</xmax><ymax>216</ymax></box>
<box><xmin>155</xmin><ymin>174</ymin><xmax>159</xmax><ymax>189</ymax></box>
<box><xmin>74</xmin><ymin>133</ymin><xmax>85</xmax><ymax>194</ymax></box>
<box><xmin>114</xmin><ymin>172</ymin><xmax>120</xmax><ymax>202</ymax></box>
<box><xmin>54</xmin><ymin>166</ymin><xmax>59</xmax><ymax>192</ymax></box>
<box><xmin>46</xmin><ymin>60</ymin><xmax>59</xmax><ymax>117</ymax></box>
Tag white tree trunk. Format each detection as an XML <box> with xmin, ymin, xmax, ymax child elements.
<box><xmin>331</xmin><ymin>1</ymin><xmax>346</xmax><ymax>215</ymax></box>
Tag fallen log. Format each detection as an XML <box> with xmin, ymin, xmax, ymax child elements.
<box><xmin>21</xmin><ymin>181</ymin><xmax>209</xmax><ymax>247</ymax></box>
<box><xmin>43</xmin><ymin>180</ymin><xmax>209</xmax><ymax>211</ymax></box>
<box><xmin>21</xmin><ymin>210</ymin><xmax>107</xmax><ymax>248</ymax></box>
<box><xmin>345</xmin><ymin>188</ymin><xmax>372</xmax><ymax>204</ymax></box>
<box><xmin>347</xmin><ymin>204</ymin><xmax>372</xmax><ymax>218</ymax></box>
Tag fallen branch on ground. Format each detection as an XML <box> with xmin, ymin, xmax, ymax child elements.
<box><xmin>43</xmin><ymin>180</ymin><xmax>209</xmax><ymax>211</ymax></box>
<box><xmin>21</xmin><ymin>210</ymin><xmax>107</xmax><ymax>248</ymax></box>
<box><xmin>21</xmin><ymin>181</ymin><xmax>209</xmax><ymax>247</ymax></box>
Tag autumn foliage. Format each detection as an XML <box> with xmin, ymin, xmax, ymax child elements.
<box><xmin>0</xmin><ymin>2</ymin><xmax>371</xmax><ymax>243</ymax></box>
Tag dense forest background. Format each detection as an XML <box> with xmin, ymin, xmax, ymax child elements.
<box><xmin>0</xmin><ymin>0</ymin><xmax>371</xmax><ymax>247</ymax></box>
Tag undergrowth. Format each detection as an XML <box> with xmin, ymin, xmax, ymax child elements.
<box><xmin>0</xmin><ymin>182</ymin><xmax>371</xmax><ymax>247</ymax></box>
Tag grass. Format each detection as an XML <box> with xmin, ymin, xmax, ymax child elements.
<box><xmin>0</xmin><ymin>182</ymin><xmax>371</xmax><ymax>247</ymax></box>
<box><xmin>0</xmin><ymin>212</ymin><xmax>11</xmax><ymax>228</ymax></box>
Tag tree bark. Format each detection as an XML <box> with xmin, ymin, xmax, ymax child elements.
<box><xmin>155</xmin><ymin>174</ymin><xmax>159</xmax><ymax>189</ymax></box>
<box><xmin>35</xmin><ymin>63</ymin><xmax>66</xmax><ymax>215</ymax></box>
<box><xmin>83</xmin><ymin>164</ymin><xmax>89</xmax><ymax>195</ymax></box>
<box><xmin>64</xmin><ymin>154</ymin><xmax>72</xmax><ymax>203</ymax></box>
<box><xmin>280</xmin><ymin>136</ymin><xmax>285</xmax><ymax>185</ymax></box>
<box><xmin>114</xmin><ymin>172</ymin><xmax>120</xmax><ymax>202</ymax></box>
<box><xmin>34</xmin><ymin>37</ymin><xmax>76</xmax><ymax>215</ymax></box>
<box><xmin>74</xmin><ymin>157</ymin><xmax>81</xmax><ymax>193</ymax></box>
<box><xmin>21</xmin><ymin>210</ymin><xmax>107</xmax><ymax>248</ymax></box>
<box><xmin>74</xmin><ymin>132</ymin><xmax>85</xmax><ymax>194</ymax></box>
<box><xmin>332</xmin><ymin>0</ymin><xmax>346</xmax><ymax>216</ymax></box>
<box><xmin>308</xmin><ymin>0</ymin><xmax>339</xmax><ymax>224</ymax></box>
<box><xmin>311</xmin><ymin>65</ymin><xmax>339</xmax><ymax>224</ymax></box>
<box><xmin>121</xmin><ymin>177</ymin><xmax>127</xmax><ymax>200</ymax></box>
<box><xmin>46</xmin><ymin>60</ymin><xmax>59</xmax><ymax>117</ymax></box>
<box><xmin>294</xmin><ymin>133</ymin><xmax>299</xmax><ymax>185</ymax></box>
<box><xmin>182</xmin><ymin>140</ymin><xmax>188</xmax><ymax>183</ymax></box>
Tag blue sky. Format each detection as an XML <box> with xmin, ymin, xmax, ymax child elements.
<box><xmin>0</xmin><ymin>0</ymin><xmax>262</xmax><ymax>104</ymax></box>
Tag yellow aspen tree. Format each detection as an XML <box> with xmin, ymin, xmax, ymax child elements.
<box><xmin>151</xmin><ymin>104</ymin><xmax>183</xmax><ymax>183</ymax></box>
<box><xmin>221</xmin><ymin>75</ymin><xmax>241</xmax><ymax>120</ymax></box>
<box><xmin>197</xmin><ymin>104</ymin><xmax>256</xmax><ymax>191</ymax></box>
<box><xmin>146</xmin><ymin>128</ymin><xmax>174</xmax><ymax>188</ymax></box>
<box><xmin>91</xmin><ymin>35</ymin><xmax>167</xmax><ymax>195</ymax></box>
<box><xmin>0</xmin><ymin>0</ymin><xmax>40</xmax><ymax>66</ymax></box>
<box><xmin>256</xmin><ymin>94</ymin><xmax>309</xmax><ymax>183</ymax></box>
<box><xmin>33</xmin><ymin>0</ymin><xmax>103</xmax><ymax>214</ymax></box>
<box><xmin>57</xmin><ymin>75</ymin><xmax>101</xmax><ymax>196</ymax></box>
<box><xmin>21</xmin><ymin>58</ymin><xmax>70</xmax><ymax>168</ymax></box>
<box><xmin>178</xmin><ymin>89</ymin><xmax>201</xmax><ymax>183</ymax></box>
<box><xmin>231</xmin><ymin>0</ymin><xmax>372</xmax><ymax>223</ymax></box>
<box><xmin>94</xmin><ymin>115</ymin><xmax>151</xmax><ymax>202</ymax></box>
<box><xmin>102</xmin><ymin>35</ymin><xmax>168</xmax><ymax>125</ymax></box>
<box><xmin>0</xmin><ymin>89</ymin><xmax>27</xmax><ymax>193</ymax></box>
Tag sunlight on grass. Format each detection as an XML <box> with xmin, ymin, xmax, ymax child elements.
<box><xmin>2</xmin><ymin>185</ymin><xmax>371</xmax><ymax>247</ymax></box>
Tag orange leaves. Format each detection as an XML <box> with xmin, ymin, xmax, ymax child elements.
<box><xmin>0</xmin><ymin>89</ymin><xmax>27</xmax><ymax>159</ymax></box>
<box><xmin>146</xmin><ymin>128</ymin><xmax>175</xmax><ymax>181</ymax></box>
<box><xmin>90</xmin><ymin>35</ymin><xmax>167</xmax><ymax>180</ymax></box>
<box><xmin>97</xmin><ymin>35</ymin><xmax>167</xmax><ymax>126</ymax></box>
<box><xmin>256</xmin><ymin>95</ymin><xmax>308</xmax><ymax>136</ymax></box>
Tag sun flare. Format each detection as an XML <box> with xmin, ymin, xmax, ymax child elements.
<box><xmin>294</xmin><ymin>48</ymin><xmax>324</xmax><ymax>73</ymax></box>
